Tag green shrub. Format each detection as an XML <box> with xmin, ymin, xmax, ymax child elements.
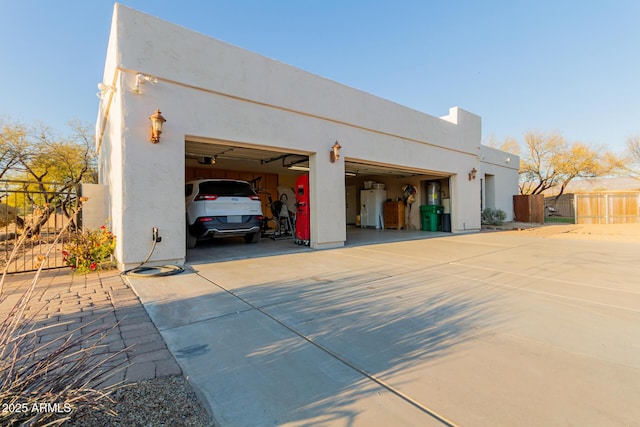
<box><xmin>63</xmin><ymin>226</ymin><xmax>116</xmax><ymax>273</ymax></box>
<box><xmin>482</xmin><ymin>208</ymin><xmax>507</xmax><ymax>226</ymax></box>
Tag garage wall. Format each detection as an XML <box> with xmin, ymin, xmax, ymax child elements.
<box><xmin>97</xmin><ymin>4</ymin><xmax>519</xmax><ymax>268</ymax></box>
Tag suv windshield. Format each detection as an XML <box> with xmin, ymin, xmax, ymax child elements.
<box><xmin>198</xmin><ymin>181</ymin><xmax>255</xmax><ymax>197</ymax></box>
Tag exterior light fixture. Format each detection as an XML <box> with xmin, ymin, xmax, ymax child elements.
<box><xmin>468</xmin><ymin>167</ymin><xmax>477</xmax><ymax>181</ymax></box>
<box><xmin>96</xmin><ymin>82</ymin><xmax>115</xmax><ymax>99</ymax></box>
<box><xmin>133</xmin><ymin>73</ymin><xmax>158</xmax><ymax>94</ymax></box>
<box><xmin>149</xmin><ymin>109</ymin><xmax>166</xmax><ymax>143</ymax></box>
<box><xmin>330</xmin><ymin>140</ymin><xmax>342</xmax><ymax>163</ymax></box>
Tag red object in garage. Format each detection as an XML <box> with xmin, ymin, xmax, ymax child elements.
<box><xmin>295</xmin><ymin>174</ymin><xmax>310</xmax><ymax>245</ymax></box>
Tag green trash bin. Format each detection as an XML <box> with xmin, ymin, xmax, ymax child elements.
<box><xmin>420</xmin><ymin>205</ymin><xmax>443</xmax><ymax>231</ymax></box>
<box><xmin>428</xmin><ymin>212</ymin><xmax>439</xmax><ymax>231</ymax></box>
<box><xmin>420</xmin><ymin>205</ymin><xmax>431</xmax><ymax>231</ymax></box>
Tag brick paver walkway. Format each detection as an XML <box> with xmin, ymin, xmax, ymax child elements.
<box><xmin>0</xmin><ymin>268</ymin><xmax>181</xmax><ymax>387</ymax></box>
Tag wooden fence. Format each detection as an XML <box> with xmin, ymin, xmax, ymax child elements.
<box><xmin>513</xmin><ymin>194</ymin><xmax>544</xmax><ymax>223</ymax></box>
<box><xmin>575</xmin><ymin>193</ymin><xmax>640</xmax><ymax>224</ymax></box>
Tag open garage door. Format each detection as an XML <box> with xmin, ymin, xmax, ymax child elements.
<box><xmin>343</xmin><ymin>159</ymin><xmax>453</xmax><ymax>243</ymax></box>
<box><xmin>185</xmin><ymin>137</ymin><xmax>312</xmax><ymax>262</ymax></box>
<box><xmin>183</xmin><ymin>140</ymin><xmax>456</xmax><ymax>263</ymax></box>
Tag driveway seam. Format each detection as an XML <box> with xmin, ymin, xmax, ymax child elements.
<box><xmin>194</xmin><ymin>271</ymin><xmax>459</xmax><ymax>427</ymax></box>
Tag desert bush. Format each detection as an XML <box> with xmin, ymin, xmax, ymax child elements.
<box><xmin>482</xmin><ymin>208</ymin><xmax>507</xmax><ymax>226</ymax></box>
<box><xmin>63</xmin><ymin>226</ymin><xmax>116</xmax><ymax>274</ymax></box>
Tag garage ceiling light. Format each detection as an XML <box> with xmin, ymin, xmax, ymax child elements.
<box><xmin>198</xmin><ymin>156</ymin><xmax>216</xmax><ymax>165</ymax></box>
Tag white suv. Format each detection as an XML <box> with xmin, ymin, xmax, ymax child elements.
<box><xmin>185</xmin><ymin>179</ymin><xmax>263</xmax><ymax>248</ymax></box>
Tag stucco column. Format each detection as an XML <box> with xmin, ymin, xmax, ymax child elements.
<box><xmin>308</xmin><ymin>150</ymin><xmax>346</xmax><ymax>249</ymax></box>
<box><xmin>117</xmin><ymin>107</ymin><xmax>186</xmax><ymax>269</ymax></box>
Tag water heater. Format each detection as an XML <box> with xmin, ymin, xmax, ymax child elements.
<box><xmin>427</xmin><ymin>182</ymin><xmax>440</xmax><ymax>205</ymax></box>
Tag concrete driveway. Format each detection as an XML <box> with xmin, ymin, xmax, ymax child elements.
<box><xmin>126</xmin><ymin>226</ymin><xmax>640</xmax><ymax>426</ymax></box>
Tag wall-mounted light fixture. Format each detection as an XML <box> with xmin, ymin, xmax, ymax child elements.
<box><xmin>96</xmin><ymin>82</ymin><xmax>116</xmax><ymax>99</ymax></box>
<box><xmin>330</xmin><ymin>140</ymin><xmax>342</xmax><ymax>163</ymax></box>
<box><xmin>505</xmin><ymin>157</ymin><xmax>511</xmax><ymax>163</ymax></box>
<box><xmin>133</xmin><ymin>73</ymin><xmax>158</xmax><ymax>94</ymax></box>
<box><xmin>468</xmin><ymin>167</ymin><xmax>477</xmax><ymax>181</ymax></box>
<box><xmin>149</xmin><ymin>109</ymin><xmax>166</xmax><ymax>143</ymax></box>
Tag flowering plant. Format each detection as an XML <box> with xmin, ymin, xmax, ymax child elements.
<box><xmin>62</xmin><ymin>225</ymin><xmax>116</xmax><ymax>273</ymax></box>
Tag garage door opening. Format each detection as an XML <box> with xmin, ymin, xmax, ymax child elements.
<box><xmin>184</xmin><ymin>138</ymin><xmax>315</xmax><ymax>262</ymax></box>
<box><xmin>344</xmin><ymin>159</ymin><xmax>453</xmax><ymax>246</ymax></box>
<box><xmin>183</xmin><ymin>140</ymin><xmax>456</xmax><ymax>264</ymax></box>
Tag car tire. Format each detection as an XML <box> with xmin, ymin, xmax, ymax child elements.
<box><xmin>244</xmin><ymin>232</ymin><xmax>260</xmax><ymax>244</ymax></box>
<box><xmin>186</xmin><ymin>227</ymin><xmax>198</xmax><ymax>249</ymax></box>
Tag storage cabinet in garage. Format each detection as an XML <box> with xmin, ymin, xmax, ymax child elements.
<box><xmin>384</xmin><ymin>201</ymin><xmax>405</xmax><ymax>229</ymax></box>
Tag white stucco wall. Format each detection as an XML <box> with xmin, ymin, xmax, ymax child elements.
<box><xmin>479</xmin><ymin>145</ymin><xmax>520</xmax><ymax>220</ymax></box>
<box><xmin>80</xmin><ymin>183</ymin><xmax>109</xmax><ymax>230</ymax></box>
<box><xmin>96</xmin><ymin>4</ymin><xmax>519</xmax><ymax>269</ymax></box>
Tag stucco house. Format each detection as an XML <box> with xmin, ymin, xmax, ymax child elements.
<box><xmin>95</xmin><ymin>4</ymin><xmax>519</xmax><ymax>270</ymax></box>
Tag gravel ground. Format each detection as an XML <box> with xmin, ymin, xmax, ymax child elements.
<box><xmin>66</xmin><ymin>375</ymin><xmax>216</xmax><ymax>427</ymax></box>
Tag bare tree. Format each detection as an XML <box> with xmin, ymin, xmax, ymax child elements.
<box><xmin>484</xmin><ymin>134</ymin><xmax>521</xmax><ymax>156</ymax></box>
<box><xmin>518</xmin><ymin>131</ymin><xmax>619</xmax><ymax>197</ymax></box>
<box><xmin>0</xmin><ymin>118</ymin><xmax>28</xmax><ymax>179</ymax></box>
<box><xmin>1</xmin><ymin>119</ymin><xmax>97</xmax><ymax>233</ymax></box>
<box><xmin>624</xmin><ymin>135</ymin><xmax>640</xmax><ymax>180</ymax></box>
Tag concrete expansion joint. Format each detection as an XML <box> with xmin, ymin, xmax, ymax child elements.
<box><xmin>204</xmin><ymin>272</ymin><xmax>460</xmax><ymax>427</ymax></box>
<box><xmin>158</xmin><ymin>308</ymin><xmax>255</xmax><ymax>333</ymax></box>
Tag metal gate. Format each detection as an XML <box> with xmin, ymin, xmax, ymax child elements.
<box><xmin>1</xmin><ymin>180</ymin><xmax>79</xmax><ymax>273</ymax></box>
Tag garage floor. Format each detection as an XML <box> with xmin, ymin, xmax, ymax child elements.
<box><xmin>186</xmin><ymin>225</ymin><xmax>450</xmax><ymax>264</ymax></box>
<box><xmin>130</xmin><ymin>226</ymin><xmax>640</xmax><ymax>426</ymax></box>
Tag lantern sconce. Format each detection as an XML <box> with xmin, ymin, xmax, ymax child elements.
<box><xmin>330</xmin><ymin>141</ymin><xmax>342</xmax><ymax>163</ymax></box>
<box><xmin>149</xmin><ymin>109</ymin><xmax>166</xmax><ymax>143</ymax></box>
<box><xmin>468</xmin><ymin>167</ymin><xmax>477</xmax><ymax>181</ymax></box>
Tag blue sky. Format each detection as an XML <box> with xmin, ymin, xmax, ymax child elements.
<box><xmin>1</xmin><ymin>1</ymin><xmax>638</xmax><ymax>153</ymax></box>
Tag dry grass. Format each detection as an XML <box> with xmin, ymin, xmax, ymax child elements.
<box><xmin>0</xmin><ymin>210</ymin><xmax>130</xmax><ymax>426</ymax></box>
<box><xmin>0</xmin><ymin>296</ymin><xmax>129</xmax><ymax>426</ymax></box>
